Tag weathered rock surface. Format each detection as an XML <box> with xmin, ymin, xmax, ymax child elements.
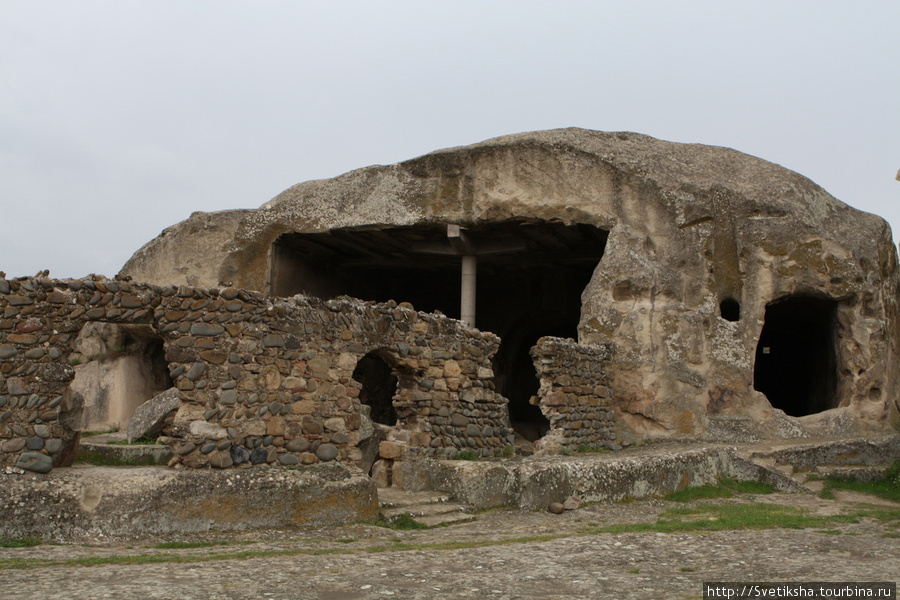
<box><xmin>119</xmin><ymin>128</ymin><xmax>900</xmax><ymax>441</ymax></box>
<box><xmin>0</xmin><ymin>463</ymin><xmax>377</xmax><ymax>541</ymax></box>
<box><xmin>392</xmin><ymin>444</ymin><xmax>808</xmax><ymax>510</ymax></box>
<box><xmin>126</xmin><ymin>388</ymin><xmax>181</xmax><ymax>443</ymax></box>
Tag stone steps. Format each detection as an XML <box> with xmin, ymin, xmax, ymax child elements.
<box><xmin>78</xmin><ymin>434</ymin><xmax>172</xmax><ymax>466</ymax></box>
<box><xmin>743</xmin><ymin>436</ymin><xmax>899</xmax><ymax>494</ymax></box>
<box><xmin>378</xmin><ymin>488</ymin><xmax>476</xmax><ymax>527</ymax></box>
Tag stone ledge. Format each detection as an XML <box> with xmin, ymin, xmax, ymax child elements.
<box><xmin>393</xmin><ymin>445</ymin><xmax>808</xmax><ymax>510</ymax></box>
<box><xmin>0</xmin><ymin>462</ymin><xmax>377</xmax><ymax>542</ymax></box>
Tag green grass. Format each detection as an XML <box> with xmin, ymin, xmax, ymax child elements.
<box><xmin>663</xmin><ymin>485</ymin><xmax>733</xmax><ymax>502</ymax></box>
<box><xmin>0</xmin><ymin>538</ymin><xmax>41</xmax><ymax>548</ymax></box>
<box><xmin>664</xmin><ymin>479</ymin><xmax>774</xmax><ymax>502</ymax></box>
<box><xmin>150</xmin><ymin>540</ymin><xmax>256</xmax><ymax>550</ymax></box>
<box><xmin>494</xmin><ymin>445</ymin><xmax>516</xmax><ymax>458</ymax></box>
<box><xmin>452</xmin><ymin>450</ymin><xmax>479</xmax><ymax>461</ymax></box>
<box><xmin>588</xmin><ymin>501</ymin><xmax>892</xmax><ymax>535</ymax></box>
<box><xmin>381</xmin><ymin>513</ymin><xmax>429</xmax><ymax>530</ymax></box>
<box><xmin>73</xmin><ymin>451</ymin><xmax>158</xmax><ymax>467</ymax></box>
<box><xmin>819</xmin><ymin>461</ymin><xmax>900</xmax><ymax>503</ymax></box>
<box><xmin>720</xmin><ymin>478</ymin><xmax>774</xmax><ymax>494</ymax></box>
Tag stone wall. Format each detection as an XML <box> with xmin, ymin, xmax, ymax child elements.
<box><xmin>531</xmin><ymin>337</ymin><xmax>614</xmax><ymax>452</ymax></box>
<box><xmin>0</xmin><ymin>275</ymin><xmax>511</xmax><ymax>472</ymax></box>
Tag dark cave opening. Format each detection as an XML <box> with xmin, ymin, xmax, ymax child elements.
<box><xmin>352</xmin><ymin>352</ymin><xmax>399</xmax><ymax>426</ymax></box>
<box><xmin>753</xmin><ymin>295</ymin><xmax>839</xmax><ymax>417</ymax></box>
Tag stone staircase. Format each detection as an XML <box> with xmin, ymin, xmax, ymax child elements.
<box><xmin>737</xmin><ymin>435</ymin><xmax>899</xmax><ymax>494</ymax></box>
<box><xmin>378</xmin><ymin>488</ymin><xmax>477</xmax><ymax>527</ymax></box>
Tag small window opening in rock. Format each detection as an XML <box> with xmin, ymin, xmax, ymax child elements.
<box><xmin>352</xmin><ymin>352</ymin><xmax>398</xmax><ymax>426</ymax></box>
<box><xmin>753</xmin><ymin>295</ymin><xmax>839</xmax><ymax>417</ymax></box>
<box><xmin>70</xmin><ymin>323</ymin><xmax>174</xmax><ymax>432</ymax></box>
<box><xmin>719</xmin><ymin>298</ymin><xmax>740</xmax><ymax>322</ymax></box>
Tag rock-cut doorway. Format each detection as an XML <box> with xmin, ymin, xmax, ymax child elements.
<box><xmin>753</xmin><ymin>295</ymin><xmax>839</xmax><ymax>417</ymax></box>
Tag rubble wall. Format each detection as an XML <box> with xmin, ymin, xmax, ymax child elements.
<box><xmin>0</xmin><ymin>275</ymin><xmax>510</xmax><ymax>472</ymax></box>
<box><xmin>531</xmin><ymin>337</ymin><xmax>614</xmax><ymax>452</ymax></box>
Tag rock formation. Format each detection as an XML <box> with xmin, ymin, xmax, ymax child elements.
<box><xmin>111</xmin><ymin>128</ymin><xmax>899</xmax><ymax>442</ymax></box>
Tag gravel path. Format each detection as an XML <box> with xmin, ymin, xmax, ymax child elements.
<box><xmin>1</xmin><ymin>492</ymin><xmax>897</xmax><ymax>600</ymax></box>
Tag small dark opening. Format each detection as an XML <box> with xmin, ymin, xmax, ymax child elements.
<box><xmin>352</xmin><ymin>352</ymin><xmax>398</xmax><ymax>426</ymax></box>
<box><xmin>719</xmin><ymin>298</ymin><xmax>740</xmax><ymax>322</ymax></box>
<box><xmin>753</xmin><ymin>295</ymin><xmax>839</xmax><ymax>417</ymax></box>
<box><xmin>144</xmin><ymin>337</ymin><xmax>175</xmax><ymax>393</ymax></box>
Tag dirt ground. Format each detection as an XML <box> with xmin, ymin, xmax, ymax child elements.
<box><xmin>0</xmin><ymin>489</ymin><xmax>897</xmax><ymax>600</ymax></box>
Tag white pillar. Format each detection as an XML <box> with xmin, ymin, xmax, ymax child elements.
<box><xmin>461</xmin><ymin>254</ymin><xmax>476</xmax><ymax>327</ymax></box>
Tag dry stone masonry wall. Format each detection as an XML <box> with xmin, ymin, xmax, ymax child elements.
<box><xmin>0</xmin><ymin>275</ymin><xmax>512</xmax><ymax>473</ymax></box>
<box><xmin>531</xmin><ymin>337</ymin><xmax>615</xmax><ymax>452</ymax></box>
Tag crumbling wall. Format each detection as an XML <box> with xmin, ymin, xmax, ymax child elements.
<box><xmin>530</xmin><ymin>337</ymin><xmax>615</xmax><ymax>452</ymax></box>
<box><xmin>0</xmin><ymin>275</ymin><xmax>510</xmax><ymax>472</ymax></box>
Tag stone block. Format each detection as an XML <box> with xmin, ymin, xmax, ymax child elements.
<box><xmin>127</xmin><ymin>388</ymin><xmax>181</xmax><ymax>443</ymax></box>
<box><xmin>189</xmin><ymin>420</ymin><xmax>228</xmax><ymax>440</ymax></box>
<box><xmin>371</xmin><ymin>459</ymin><xmax>392</xmax><ymax>488</ymax></box>
<box><xmin>324</xmin><ymin>417</ymin><xmax>345</xmax><ymax>432</ymax></box>
<box><xmin>379</xmin><ymin>440</ymin><xmax>406</xmax><ymax>459</ymax></box>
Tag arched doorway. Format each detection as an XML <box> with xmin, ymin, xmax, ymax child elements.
<box><xmin>753</xmin><ymin>295</ymin><xmax>839</xmax><ymax>416</ymax></box>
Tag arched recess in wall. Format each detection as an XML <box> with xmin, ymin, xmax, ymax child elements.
<box><xmin>352</xmin><ymin>351</ymin><xmax>399</xmax><ymax>426</ymax></box>
<box><xmin>753</xmin><ymin>295</ymin><xmax>839</xmax><ymax>417</ymax></box>
<box><xmin>70</xmin><ymin>323</ymin><xmax>174</xmax><ymax>432</ymax></box>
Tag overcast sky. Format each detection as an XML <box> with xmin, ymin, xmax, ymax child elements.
<box><xmin>1</xmin><ymin>1</ymin><xmax>898</xmax><ymax>279</ymax></box>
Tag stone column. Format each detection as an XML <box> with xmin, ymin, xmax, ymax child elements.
<box><xmin>461</xmin><ymin>255</ymin><xmax>476</xmax><ymax>327</ymax></box>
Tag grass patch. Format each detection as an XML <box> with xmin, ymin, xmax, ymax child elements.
<box><xmin>150</xmin><ymin>540</ymin><xmax>256</xmax><ymax>550</ymax></box>
<box><xmin>494</xmin><ymin>445</ymin><xmax>516</xmax><ymax>458</ymax></box>
<box><xmin>663</xmin><ymin>485</ymin><xmax>733</xmax><ymax>502</ymax></box>
<box><xmin>452</xmin><ymin>450</ymin><xmax>479</xmax><ymax>461</ymax></box>
<box><xmin>819</xmin><ymin>487</ymin><xmax>836</xmax><ymax>500</ymax></box>
<box><xmin>380</xmin><ymin>513</ymin><xmax>428</xmax><ymax>530</ymax></box>
<box><xmin>594</xmin><ymin>501</ymin><xmax>877</xmax><ymax>535</ymax></box>
<box><xmin>0</xmin><ymin>538</ymin><xmax>41</xmax><ymax>548</ymax></box>
<box><xmin>819</xmin><ymin>461</ymin><xmax>900</xmax><ymax>503</ymax></box>
<box><xmin>720</xmin><ymin>478</ymin><xmax>774</xmax><ymax>495</ymax></box>
<box><xmin>73</xmin><ymin>451</ymin><xmax>158</xmax><ymax>467</ymax></box>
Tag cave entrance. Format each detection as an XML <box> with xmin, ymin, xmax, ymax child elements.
<box><xmin>753</xmin><ymin>295</ymin><xmax>839</xmax><ymax>417</ymax></box>
<box><xmin>271</xmin><ymin>220</ymin><xmax>608</xmax><ymax>430</ymax></box>
<box><xmin>352</xmin><ymin>352</ymin><xmax>399</xmax><ymax>426</ymax></box>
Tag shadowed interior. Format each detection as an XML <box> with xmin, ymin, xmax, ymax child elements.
<box><xmin>271</xmin><ymin>220</ymin><xmax>608</xmax><ymax>436</ymax></box>
<box><xmin>753</xmin><ymin>295</ymin><xmax>839</xmax><ymax>417</ymax></box>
